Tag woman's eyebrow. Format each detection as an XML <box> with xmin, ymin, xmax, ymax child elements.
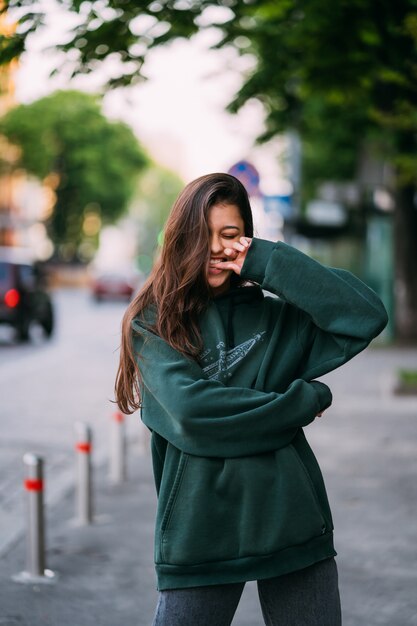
<box><xmin>222</xmin><ymin>225</ymin><xmax>240</xmax><ymax>231</ymax></box>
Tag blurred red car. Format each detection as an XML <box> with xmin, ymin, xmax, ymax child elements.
<box><xmin>91</xmin><ymin>273</ymin><xmax>136</xmax><ymax>302</ymax></box>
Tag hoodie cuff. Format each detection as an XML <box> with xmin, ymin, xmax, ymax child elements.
<box><xmin>310</xmin><ymin>381</ymin><xmax>333</xmax><ymax>412</ymax></box>
<box><xmin>241</xmin><ymin>238</ymin><xmax>277</xmax><ymax>285</ymax></box>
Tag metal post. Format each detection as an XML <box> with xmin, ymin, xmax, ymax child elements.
<box><xmin>13</xmin><ymin>453</ymin><xmax>55</xmax><ymax>584</ymax></box>
<box><xmin>74</xmin><ymin>422</ymin><xmax>93</xmax><ymax>525</ymax></box>
<box><xmin>109</xmin><ymin>411</ymin><xmax>127</xmax><ymax>485</ymax></box>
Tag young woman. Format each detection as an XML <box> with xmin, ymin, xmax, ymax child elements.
<box><xmin>115</xmin><ymin>173</ymin><xmax>388</xmax><ymax>626</ymax></box>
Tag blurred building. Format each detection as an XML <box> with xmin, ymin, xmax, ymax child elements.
<box><xmin>0</xmin><ymin>2</ymin><xmax>19</xmax><ymax>245</ymax></box>
<box><xmin>283</xmin><ymin>167</ymin><xmax>394</xmax><ymax>343</ymax></box>
<box><xmin>0</xmin><ymin>5</ymin><xmax>53</xmax><ymax>258</ymax></box>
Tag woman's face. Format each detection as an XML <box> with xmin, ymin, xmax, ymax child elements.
<box><xmin>207</xmin><ymin>202</ymin><xmax>245</xmax><ymax>296</ymax></box>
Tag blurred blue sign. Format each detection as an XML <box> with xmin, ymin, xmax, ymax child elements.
<box><xmin>228</xmin><ymin>160</ymin><xmax>261</xmax><ymax>197</ymax></box>
<box><xmin>263</xmin><ymin>194</ymin><xmax>293</xmax><ymax>219</ymax></box>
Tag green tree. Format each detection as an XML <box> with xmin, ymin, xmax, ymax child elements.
<box><xmin>132</xmin><ymin>164</ymin><xmax>184</xmax><ymax>274</ymax></box>
<box><xmin>2</xmin><ymin>1</ymin><xmax>417</xmax><ymax>340</ymax></box>
<box><xmin>221</xmin><ymin>1</ymin><xmax>417</xmax><ymax>343</ymax></box>
<box><xmin>228</xmin><ymin>0</ymin><xmax>417</xmax><ymax>342</ymax></box>
<box><xmin>0</xmin><ymin>90</ymin><xmax>147</xmax><ymax>258</ymax></box>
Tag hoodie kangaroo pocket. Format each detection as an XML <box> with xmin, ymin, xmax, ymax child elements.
<box><xmin>160</xmin><ymin>446</ymin><xmax>327</xmax><ymax>566</ymax></box>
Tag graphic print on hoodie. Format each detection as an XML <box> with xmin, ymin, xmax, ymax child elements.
<box><xmin>200</xmin><ymin>332</ymin><xmax>267</xmax><ymax>381</ymax></box>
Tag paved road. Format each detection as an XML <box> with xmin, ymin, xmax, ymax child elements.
<box><xmin>0</xmin><ymin>289</ymin><xmax>142</xmax><ymax>556</ymax></box>
<box><xmin>1</xmin><ymin>290</ymin><xmax>416</xmax><ymax>624</ymax></box>
<box><xmin>311</xmin><ymin>349</ymin><xmax>417</xmax><ymax>626</ymax></box>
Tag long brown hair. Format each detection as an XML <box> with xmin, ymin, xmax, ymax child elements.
<box><xmin>115</xmin><ymin>172</ymin><xmax>254</xmax><ymax>414</ymax></box>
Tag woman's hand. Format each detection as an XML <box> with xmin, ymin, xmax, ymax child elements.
<box><xmin>216</xmin><ymin>237</ymin><xmax>252</xmax><ymax>275</ymax></box>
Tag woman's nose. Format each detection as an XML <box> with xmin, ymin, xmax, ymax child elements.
<box><xmin>210</xmin><ymin>234</ymin><xmax>223</xmax><ymax>254</ymax></box>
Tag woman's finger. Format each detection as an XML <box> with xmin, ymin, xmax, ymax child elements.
<box><xmin>221</xmin><ymin>238</ymin><xmax>251</xmax><ymax>275</ymax></box>
<box><xmin>224</xmin><ymin>242</ymin><xmax>246</xmax><ymax>254</ymax></box>
<box><xmin>216</xmin><ymin>261</ymin><xmax>240</xmax><ymax>274</ymax></box>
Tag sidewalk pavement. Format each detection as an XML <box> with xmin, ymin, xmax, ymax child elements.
<box><xmin>0</xmin><ymin>347</ymin><xmax>416</xmax><ymax>626</ymax></box>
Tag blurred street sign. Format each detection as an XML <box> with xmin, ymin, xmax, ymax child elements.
<box><xmin>228</xmin><ymin>160</ymin><xmax>261</xmax><ymax>197</ymax></box>
<box><xmin>263</xmin><ymin>194</ymin><xmax>293</xmax><ymax>220</ymax></box>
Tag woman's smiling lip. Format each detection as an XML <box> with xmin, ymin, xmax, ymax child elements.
<box><xmin>208</xmin><ymin>258</ymin><xmax>227</xmax><ymax>274</ymax></box>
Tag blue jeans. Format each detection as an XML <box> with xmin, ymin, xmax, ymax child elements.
<box><xmin>152</xmin><ymin>557</ymin><xmax>341</xmax><ymax>625</ymax></box>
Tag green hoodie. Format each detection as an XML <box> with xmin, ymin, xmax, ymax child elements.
<box><xmin>133</xmin><ymin>238</ymin><xmax>388</xmax><ymax>591</ymax></box>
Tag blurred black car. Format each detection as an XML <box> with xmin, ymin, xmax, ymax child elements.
<box><xmin>0</xmin><ymin>247</ymin><xmax>54</xmax><ymax>342</ymax></box>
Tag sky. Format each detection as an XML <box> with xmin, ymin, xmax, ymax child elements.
<box><xmin>12</xmin><ymin>0</ymin><xmax>289</xmax><ymax>192</ymax></box>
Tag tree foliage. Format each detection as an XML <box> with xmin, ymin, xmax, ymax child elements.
<box><xmin>1</xmin><ymin>0</ymin><xmax>213</xmax><ymax>88</ymax></box>
<box><xmin>222</xmin><ymin>1</ymin><xmax>417</xmax><ymax>192</ymax></box>
<box><xmin>3</xmin><ymin>1</ymin><xmax>417</xmax><ymax>184</ymax></box>
<box><xmin>2</xmin><ymin>0</ymin><xmax>417</xmax><ymax>337</ymax></box>
<box><xmin>0</xmin><ymin>90</ymin><xmax>147</xmax><ymax>256</ymax></box>
<box><xmin>132</xmin><ymin>164</ymin><xmax>184</xmax><ymax>274</ymax></box>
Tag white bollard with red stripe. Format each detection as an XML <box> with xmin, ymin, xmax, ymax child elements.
<box><xmin>109</xmin><ymin>411</ymin><xmax>127</xmax><ymax>485</ymax></box>
<box><xmin>74</xmin><ymin>422</ymin><xmax>93</xmax><ymax>525</ymax></box>
<box><xmin>13</xmin><ymin>453</ymin><xmax>56</xmax><ymax>584</ymax></box>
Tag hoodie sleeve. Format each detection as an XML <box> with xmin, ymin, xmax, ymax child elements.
<box><xmin>240</xmin><ymin>238</ymin><xmax>388</xmax><ymax>381</ymax></box>
<box><xmin>133</xmin><ymin>320</ymin><xmax>331</xmax><ymax>458</ymax></box>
